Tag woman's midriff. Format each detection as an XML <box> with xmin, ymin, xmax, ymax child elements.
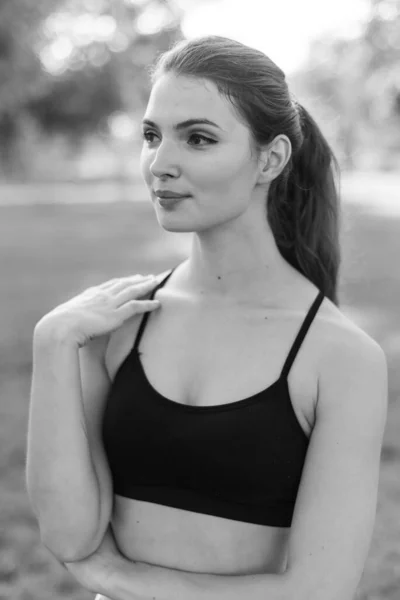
<box><xmin>111</xmin><ymin>495</ymin><xmax>290</xmax><ymax>575</ymax></box>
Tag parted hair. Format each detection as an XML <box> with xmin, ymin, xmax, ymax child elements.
<box><xmin>149</xmin><ymin>35</ymin><xmax>342</xmax><ymax>306</ymax></box>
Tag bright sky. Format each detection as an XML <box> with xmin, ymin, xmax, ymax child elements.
<box><xmin>179</xmin><ymin>0</ymin><xmax>369</xmax><ymax>75</ymax></box>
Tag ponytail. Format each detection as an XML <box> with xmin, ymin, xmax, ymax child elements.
<box><xmin>267</xmin><ymin>103</ymin><xmax>342</xmax><ymax>305</ymax></box>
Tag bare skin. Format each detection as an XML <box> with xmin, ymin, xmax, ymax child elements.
<box><xmin>102</xmin><ymin>261</ymin><xmax>354</xmax><ymax>577</ymax></box>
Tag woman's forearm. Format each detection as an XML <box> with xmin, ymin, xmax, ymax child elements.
<box><xmin>63</xmin><ymin>527</ymin><xmax>299</xmax><ymax>600</ymax></box>
<box><xmin>26</xmin><ymin>329</ymin><xmax>104</xmax><ymax>562</ymax></box>
<box><xmin>103</xmin><ymin>557</ymin><xmax>295</xmax><ymax>600</ymax></box>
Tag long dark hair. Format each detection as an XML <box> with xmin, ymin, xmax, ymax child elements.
<box><xmin>149</xmin><ymin>35</ymin><xmax>342</xmax><ymax>306</ymax></box>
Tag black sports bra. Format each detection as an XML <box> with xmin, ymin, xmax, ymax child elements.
<box><xmin>102</xmin><ymin>267</ymin><xmax>325</xmax><ymax>527</ymax></box>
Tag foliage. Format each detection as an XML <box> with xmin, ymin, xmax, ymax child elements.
<box><xmin>26</xmin><ymin>64</ymin><xmax>123</xmax><ymax>139</ymax></box>
<box><xmin>0</xmin><ymin>0</ymin><xmax>183</xmax><ymax>174</ymax></box>
<box><xmin>291</xmin><ymin>0</ymin><xmax>400</xmax><ymax>169</ymax></box>
<box><xmin>0</xmin><ymin>1</ymin><xmax>62</xmax><ymax>173</ymax></box>
<box><xmin>1</xmin><ymin>0</ymin><xmax>400</xmax><ymax>175</ymax></box>
<box><xmin>0</xmin><ymin>1</ymin><xmax>59</xmax><ymax>112</ymax></box>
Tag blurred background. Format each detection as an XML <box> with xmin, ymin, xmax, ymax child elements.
<box><xmin>0</xmin><ymin>0</ymin><xmax>399</xmax><ymax>598</ymax></box>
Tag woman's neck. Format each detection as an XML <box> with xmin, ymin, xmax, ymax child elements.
<box><xmin>177</xmin><ymin>233</ymin><xmax>301</xmax><ymax>305</ymax></box>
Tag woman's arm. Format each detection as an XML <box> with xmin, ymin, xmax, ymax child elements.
<box><xmin>63</xmin><ymin>526</ymin><xmax>290</xmax><ymax>600</ymax></box>
<box><xmin>26</xmin><ymin>326</ymin><xmax>113</xmax><ymax>563</ymax></box>
<box><xmin>88</xmin><ymin>327</ymin><xmax>388</xmax><ymax>600</ymax></box>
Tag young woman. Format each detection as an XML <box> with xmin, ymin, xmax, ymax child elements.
<box><xmin>26</xmin><ymin>36</ymin><xmax>388</xmax><ymax>600</ymax></box>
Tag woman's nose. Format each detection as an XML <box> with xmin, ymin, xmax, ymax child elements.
<box><xmin>149</xmin><ymin>141</ymin><xmax>180</xmax><ymax>179</ymax></box>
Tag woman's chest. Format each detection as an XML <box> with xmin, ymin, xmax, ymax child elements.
<box><xmin>108</xmin><ymin>300</ymin><xmax>318</xmax><ymax>436</ymax></box>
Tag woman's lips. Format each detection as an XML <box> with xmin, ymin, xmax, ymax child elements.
<box><xmin>156</xmin><ymin>195</ymin><xmax>190</xmax><ymax>208</ymax></box>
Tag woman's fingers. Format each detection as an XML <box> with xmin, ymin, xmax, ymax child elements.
<box><xmin>113</xmin><ymin>277</ymin><xmax>160</xmax><ymax>307</ymax></box>
<box><xmin>117</xmin><ymin>298</ymin><xmax>161</xmax><ymax>319</ymax></box>
<box><xmin>99</xmin><ymin>274</ymin><xmax>155</xmax><ymax>292</ymax></box>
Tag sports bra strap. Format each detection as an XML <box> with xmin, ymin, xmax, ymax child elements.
<box><xmin>133</xmin><ymin>271</ymin><xmax>324</xmax><ymax>376</ymax></box>
<box><xmin>132</xmin><ymin>267</ymin><xmax>176</xmax><ymax>352</ymax></box>
<box><xmin>280</xmin><ymin>290</ymin><xmax>325</xmax><ymax>380</ymax></box>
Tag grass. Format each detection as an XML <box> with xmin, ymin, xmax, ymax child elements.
<box><xmin>0</xmin><ymin>188</ymin><xmax>399</xmax><ymax>599</ymax></box>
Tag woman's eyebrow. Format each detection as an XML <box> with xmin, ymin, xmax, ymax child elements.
<box><xmin>142</xmin><ymin>118</ymin><xmax>223</xmax><ymax>131</ymax></box>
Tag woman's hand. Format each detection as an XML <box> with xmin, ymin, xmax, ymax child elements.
<box><xmin>63</xmin><ymin>525</ymin><xmax>124</xmax><ymax>594</ymax></box>
<box><xmin>34</xmin><ymin>274</ymin><xmax>161</xmax><ymax>348</ymax></box>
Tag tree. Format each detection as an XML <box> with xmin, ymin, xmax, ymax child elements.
<box><xmin>0</xmin><ymin>1</ymin><xmax>62</xmax><ymax>173</ymax></box>
<box><xmin>290</xmin><ymin>0</ymin><xmax>400</xmax><ymax>170</ymax></box>
<box><xmin>0</xmin><ymin>0</ymin><xmax>184</xmax><ymax>175</ymax></box>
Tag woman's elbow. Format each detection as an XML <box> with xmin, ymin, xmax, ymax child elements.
<box><xmin>40</xmin><ymin>522</ymin><xmax>104</xmax><ymax>563</ymax></box>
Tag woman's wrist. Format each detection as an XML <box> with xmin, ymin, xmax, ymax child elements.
<box><xmin>100</xmin><ymin>558</ymin><xmax>155</xmax><ymax>600</ymax></box>
<box><xmin>33</xmin><ymin>318</ymin><xmax>80</xmax><ymax>349</ymax></box>
<box><xmin>96</xmin><ymin>555</ymin><xmax>141</xmax><ymax>600</ymax></box>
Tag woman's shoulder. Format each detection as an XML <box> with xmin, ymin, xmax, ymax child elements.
<box><xmin>315</xmin><ymin>296</ymin><xmax>386</xmax><ymax>384</ymax></box>
<box><xmin>319</xmin><ymin>295</ymin><xmax>383</xmax><ymax>348</ymax></box>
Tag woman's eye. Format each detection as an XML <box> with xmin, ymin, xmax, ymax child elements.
<box><xmin>142</xmin><ymin>130</ymin><xmax>158</xmax><ymax>143</ymax></box>
<box><xmin>142</xmin><ymin>131</ymin><xmax>216</xmax><ymax>147</ymax></box>
<box><xmin>188</xmin><ymin>133</ymin><xmax>216</xmax><ymax>146</ymax></box>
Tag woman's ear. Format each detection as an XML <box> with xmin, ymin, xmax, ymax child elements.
<box><xmin>257</xmin><ymin>134</ymin><xmax>292</xmax><ymax>185</ymax></box>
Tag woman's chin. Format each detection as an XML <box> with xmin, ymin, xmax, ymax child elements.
<box><xmin>158</xmin><ymin>221</ymin><xmax>195</xmax><ymax>233</ymax></box>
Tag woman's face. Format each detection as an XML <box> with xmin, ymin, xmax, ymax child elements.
<box><xmin>140</xmin><ymin>73</ymin><xmax>264</xmax><ymax>232</ymax></box>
